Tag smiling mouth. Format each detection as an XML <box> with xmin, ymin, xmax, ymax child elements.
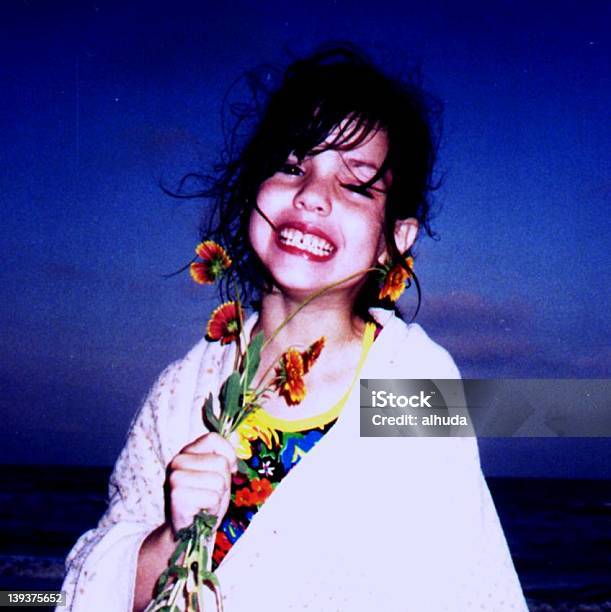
<box><xmin>277</xmin><ymin>227</ymin><xmax>336</xmax><ymax>259</ymax></box>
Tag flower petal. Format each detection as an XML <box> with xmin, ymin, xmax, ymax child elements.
<box><xmin>302</xmin><ymin>337</ymin><xmax>325</xmax><ymax>374</ymax></box>
<box><xmin>206</xmin><ymin>301</ymin><xmax>242</xmax><ymax>344</ymax></box>
<box><xmin>190</xmin><ymin>262</ymin><xmax>214</xmax><ymax>284</ymax></box>
<box><xmin>195</xmin><ymin>240</ymin><xmax>232</xmax><ymax>268</ymax></box>
<box><xmin>272</xmin><ymin>349</ymin><xmax>307</xmax><ymax>406</ymax></box>
<box><xmin>378</xmin><ymin>257</ymin><xmax>414</xmax><ymax>302</ymax></box>
<box><xmin>192</xmin><ymin>241</ymin><xmax>232</xmax><ymax>284</ymax></box>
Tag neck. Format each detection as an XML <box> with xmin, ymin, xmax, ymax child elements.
<box><xmin>253</xmin><ymin>290</ymin><xmax>366</xmax><ymax>353</ymax></box>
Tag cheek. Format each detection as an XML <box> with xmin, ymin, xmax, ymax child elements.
<box><xmin>247</xmin><ymin>209</ymin><xmax>267</xmax><ymax>256</ymax></box>
<box><xmin>248</xmin><ymin>201</ymin><xmax>280</xmax><ymax>262</ymax></box>
<box><xmin>356</xmin><ymin>208</ymin><xmax>387</xmax><ymax>257</ymax></box>
<box><xmin>249</xmin><ymin>180</ymin><xmax>278</xmax><ymax>242</ymax></box>
<box><xmin>256</xmin><ymin>179</ymin><xmax>279</xmax><ymax>212</ymax></box>
<box><xmin>247</xmin><ymin>210</ymin><xmax>257</xmax><ymax>246</ymax></box>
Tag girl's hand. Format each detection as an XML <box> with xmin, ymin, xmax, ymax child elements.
<box><xmin>166</xmin><ymin>433</ymin><xmax>238</xmax><ymax>534</ymax></box>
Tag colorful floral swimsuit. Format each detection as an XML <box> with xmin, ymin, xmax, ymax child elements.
<box><xmin>212</xmin><ymin>322</ymin><xmax>378</xmax><ymax>569</ymax></box>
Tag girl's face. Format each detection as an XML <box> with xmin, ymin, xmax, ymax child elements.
<box><xmin>249</xmin><ymin>126</ymin><xmax>391</xmax><ymax>301</ymax></box>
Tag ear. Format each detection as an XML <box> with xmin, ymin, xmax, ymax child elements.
<box><xmin>377</xmin><ymin>218</ymin><xmax>419</xmax><ymax>265</ymax></box>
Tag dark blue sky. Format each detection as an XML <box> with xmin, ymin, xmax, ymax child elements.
<box><xmin>1</xmin><ymin>0</ymin><xmax>610</xmax><ymax>475</ymax></box>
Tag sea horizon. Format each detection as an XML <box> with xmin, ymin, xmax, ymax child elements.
<box><xmin>1</xmin><ymin>464</ymin><xmax>610</xmax><ymax>610</ymax></box>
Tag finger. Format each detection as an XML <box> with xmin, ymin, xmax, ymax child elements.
<box><xmin>183</xmin><ymin>433</ymin><xmax>238</xmax><ymax>472</ymax></box>
<box><xmin>169</xmin><ymin>469</ymin><xmax>227</xmax><ymax>494</ymax></box>
<box><xmin>171</xmin><ymin>453</ymin><xmax>232</xmax><ymax>483</ymax></box>
<box><xmin>172</xmin><ymin>486</ymin><xmax>222</xmax><ymax>512</ymax></box>
<box><xmin>172</xmin><ymin>487</ymin><xmax>222</xmax><ymax>529</ymax></box>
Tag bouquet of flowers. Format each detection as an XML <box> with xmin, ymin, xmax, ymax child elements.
<box><xmin>145</xmin><ymin>241</ymin><xmax>414</xmax><ymax>612</ymax></box>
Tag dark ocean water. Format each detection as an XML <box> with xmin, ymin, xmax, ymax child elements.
<box><xmin>1</xmin><ymin>466</ymin><xmax>610</xmax><ymax>611</ymax></box>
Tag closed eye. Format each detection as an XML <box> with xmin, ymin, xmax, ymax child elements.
<box><xmin>341</xmin><ymin>182</ymin><xmax>375</xmax><ymax>199</ymax></box>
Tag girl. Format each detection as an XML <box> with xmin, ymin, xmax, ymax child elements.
<box><xmin>62</xmin><ymin>48</ymin><xmax>527</xmax><ymax>611</ymax></box>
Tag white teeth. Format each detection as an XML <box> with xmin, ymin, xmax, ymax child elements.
<box><xmin>279</xmin><ymin>228</ymin><xmax>334</xmax><ymax>257</ymax></box>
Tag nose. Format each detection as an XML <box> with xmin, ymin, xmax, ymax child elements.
<box><xmin>293</xmin><ymin>174</ymin><xmax>332</xmax><ymax>216</ymax></box>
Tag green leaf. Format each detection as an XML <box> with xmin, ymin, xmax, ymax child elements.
<box><xmin>168</xmin><ymin>565</ymin><xmax>188</xmax><ymax>579</ymax></box>
<box><xmin>154</xmin><ymin>569</ymin><xmax>170</xmax><ymax>596</ymax></box>
<box><xmin>259</xmin><ymin>445</ymin><xmax>275</xmax><ymax>460</ymax></box>
<box><xmin>236</xmin><ymin>458</ymin><xmax>258</xmax><ymax>479</ymax></box>
<box><xmin>202</xmin><ymin>571</ymin><xmax>220</xmax><ymax>587</ymax></box>
<box><xmin>243</xmin><ymin>331</ymin><xmax>264</xmax><ymax>387</ymax></box>
<box><xmin>194</xmin><ymin>510</ymin><xmax>217</xmax><ymax>531</ymax></box>
<box><xmin>152</xmin><ymin>589</ymin><xmax>171</xmax><ymax>606</ymax></box>
<box><xmin>237</xmin><ymin>459</ymin><xmax>251</xmax><ymax>474</ymax></box>
<box><xmin>202</xmin><ymin>393</ymin><xmax>220</xmax><ymax>432</ymax></box>
<box><xmin>220</xmin><ymin>371</ymin><xmax>241</xmax><ymax>421</ymax></box>
<box><xmin>198</xmin><ymin>548</ymin><xmax>209</xmax><ymax>581</ymax></box>
<box><xmin>169</xmin><ymin>537</ymin><xmax>188</xmax><ymax>565</ymax></box>
<box><xmin>176</xmin><ymin>524</ymin><xmax>195</xmax><ymax>541</ymax></box>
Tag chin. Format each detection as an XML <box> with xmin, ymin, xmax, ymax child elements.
<box><xmin>271</xmin><ymin>269</ymin><xmax>364</xmax><ymax>302</ymax></box>
<box><xmin>272</xmin><ymin>276</ymin><xmax>326</xmax><ymax>297</ymax></box>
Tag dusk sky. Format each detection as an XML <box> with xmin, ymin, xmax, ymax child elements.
<box><xmin>1</xmin><ymin>1</ymin><xmax>609</xmax><ymax>476</ymax></box>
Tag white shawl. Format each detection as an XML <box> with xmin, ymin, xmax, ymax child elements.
<box><xmin>61</xmin><ymin>309</ymin><xmax>527</xmax><ymax>611</ymax></box>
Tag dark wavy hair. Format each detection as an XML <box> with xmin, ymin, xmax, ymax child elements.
<box><xmin>173</xmin><ymin>46</ymin><xmax>442</xmax><ymax>318</ymax></box>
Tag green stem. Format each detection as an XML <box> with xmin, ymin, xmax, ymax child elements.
<box><xmin>262</xmin><ymin>267</ymin><xmax>378</xmax><ymax>350</ymax></box>
<box><xmin>245</xmin><ymin>266</ymin><xmax>378</xmax><ymax>408</ymax></box>
<box><xmin>230</xmin><ymin>275</ymin><xmax>254</xmax><ymax>436</ymax></box>
<box><xmin>195</xmin><ymin>532</ymin><xmax>203</xmax><ymax>611</ymax></box>
<box><xmin>161</xmin><ymin>264</ymin><xmax>384</xmax><ymax>611</ymax></box>
<box><xmin>167</xmin><ymin>578</ymin><xmax>183</xmax><ymax>610</ymax></box>
<box><xmin>184</xmin><ymin>536</ymin><xmax>194</xmax><ymax>612</ymax></box>
<box><xmin>214</xmin><ymin>583</ymin><xmax>224</xmax><ymax>612</ymax></box>
<box><xmin>231</xmin><ymin>274</ymin><xmax>248</xmax><ymax>355</ymax></box>
<box><xmin>222</xmin><ymin>268</ymin><xmax>380</xmax><ymax>437</ymax></box>
<box><xmin>251</xmin><ymin>347</ymin><xmax>290</xmax><ymax>398</ymax></box>
<box><xmin>231</xmin><ymin>281</ymin><xmax>244</xmax><ymax>373</ymax></box>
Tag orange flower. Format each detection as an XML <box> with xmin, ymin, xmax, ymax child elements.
<box><xmin>234</xmin><ymin>487</ymin><xmax>254</xmax><ymax>507</ymax></box>
<box><xmin>378</xmin><ymin>257</ymin><xmax>414</xmax><ymax>302</ymax></box>
<box><xmin>250</xmin><ymin>478</ymin><xmax>273</xmax><ymax>504</ymax></box>
<box><xmin>206</xmin><ymin>301</ymin><xmax>242</xmax><ymax>345</ymax></box>
<box><xmin>190</xmin><ymin>240</ymin><xmax>232</xmax><ymax>284</ymax></box>
<box><xmin>272</xmin><ymin>349</ymin><xmax>306</xmax><ymax>406</ymax></box>
<box><xmin>302</xmin><ymin>337</ymin><xmax>325</xmax><ymax>374</ymax></box>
